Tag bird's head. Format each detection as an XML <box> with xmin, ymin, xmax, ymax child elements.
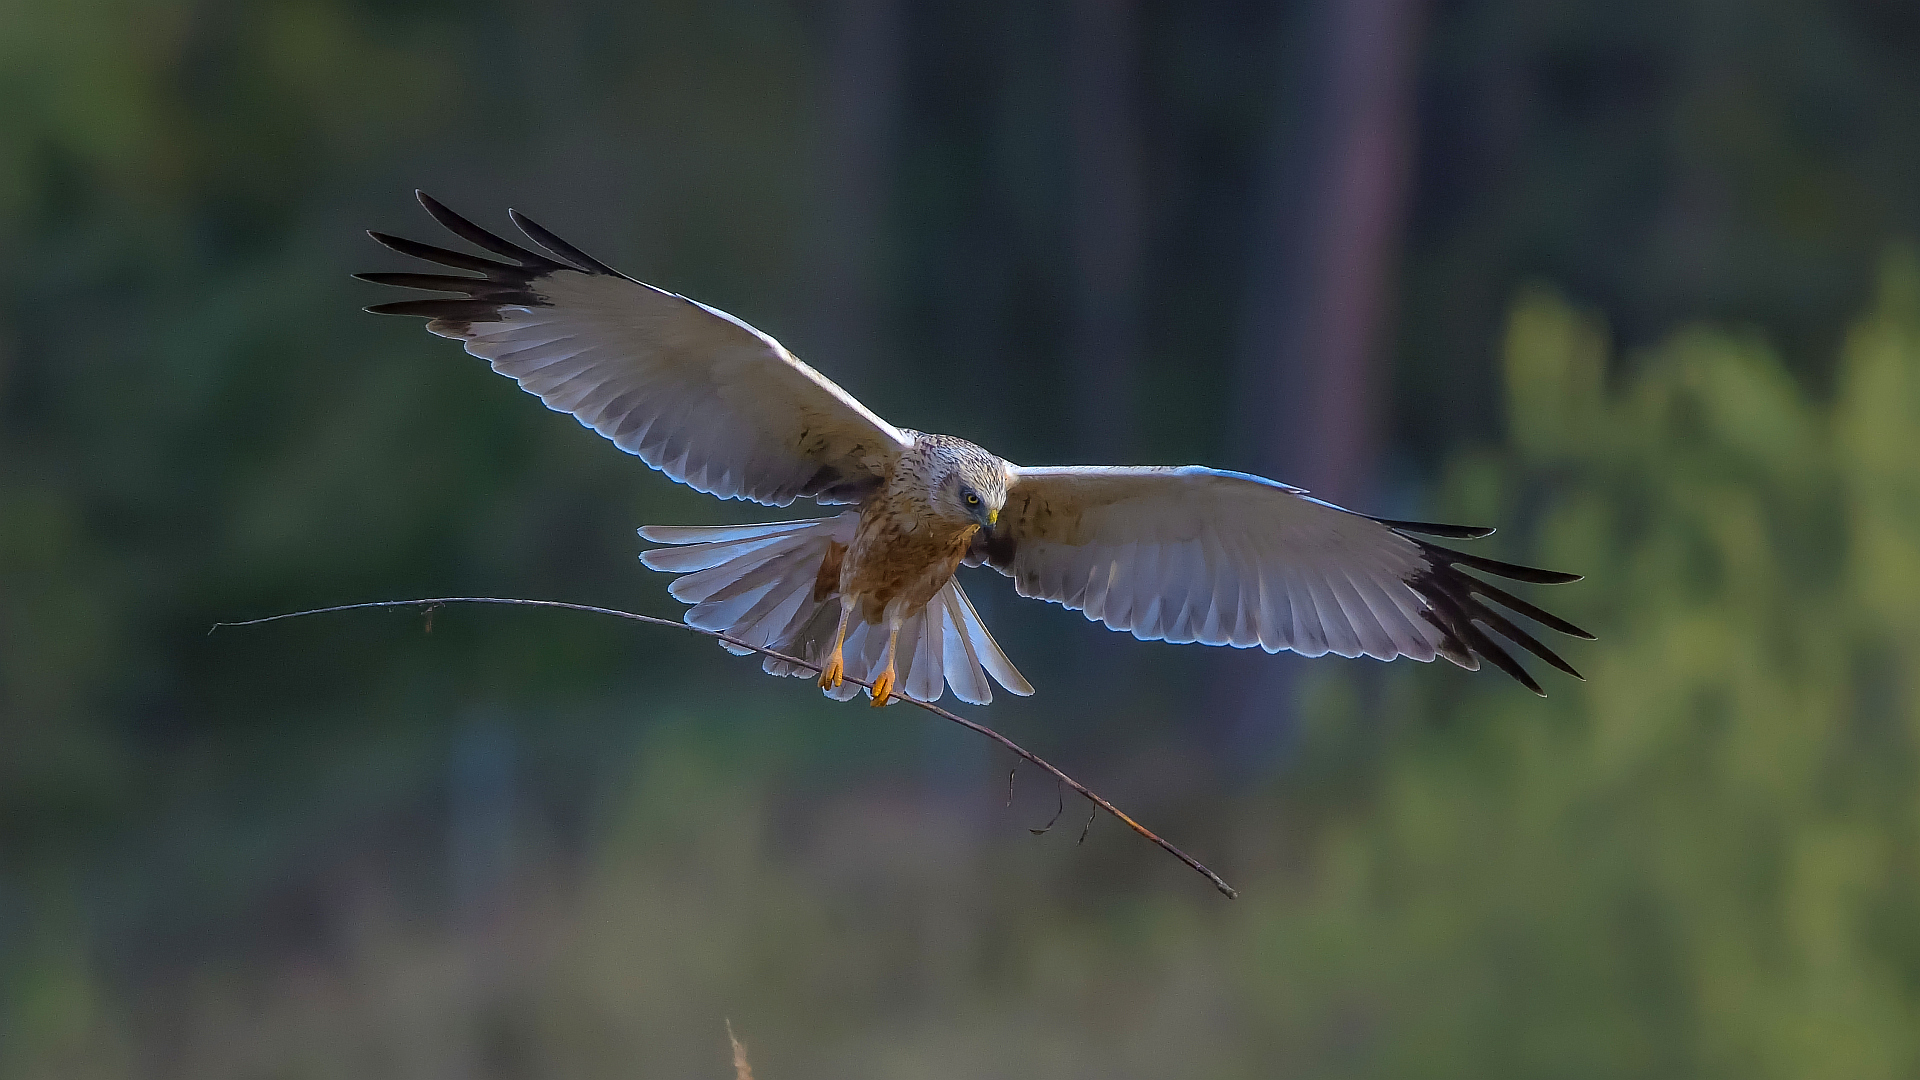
<box><xmin>923</xmin><ymin>437</ymin><xmax>1009</xmax><ymax>531</ymax></box>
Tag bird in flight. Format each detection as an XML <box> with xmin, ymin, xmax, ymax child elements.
<box><xmin>361</xmin><ymin>193</ymin><xmax>1591</xmax><ymax>708</ymax></box>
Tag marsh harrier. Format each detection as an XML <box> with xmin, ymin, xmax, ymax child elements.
<box><xmin>361</xmin><ymin>194</ymin><xmax>1591</xmax><ymax>707</ymax></box>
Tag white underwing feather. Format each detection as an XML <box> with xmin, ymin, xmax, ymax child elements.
<box><xmin>994</xmin><ymin>466</ymin><xmax>1439</xmax><ymax>665</ymax></box>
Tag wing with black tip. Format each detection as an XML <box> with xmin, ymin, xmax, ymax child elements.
<box><xmin>980</xmin><ymin>465</ymin><xmax>1592</xmax><ymax>694</ymax></box>
<box><xmin>360</xmin><ymin>192</ymin><xmax>911</xmax><ymax>507</ymax></box>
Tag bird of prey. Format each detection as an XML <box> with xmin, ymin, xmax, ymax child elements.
<box><xmin>360</xmin><ymin>193</ymin><xmax>1591</xmax><ymax>708</ymax></box>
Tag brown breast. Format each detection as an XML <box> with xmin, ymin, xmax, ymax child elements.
<box><xmin>842</xmin><ymin>501</ymin><xmax>978</xmax><ymax>624</ymax></box>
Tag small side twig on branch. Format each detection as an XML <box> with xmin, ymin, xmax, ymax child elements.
<box><xmin>1030</xmin><ymin>779</ymin><xmax>1066</xmax><ymax>836</ymax></box>
<box><xmin>211</xmin><ymin>597</ymin><xmax>1238</xmax><ymax>898</ymax></box>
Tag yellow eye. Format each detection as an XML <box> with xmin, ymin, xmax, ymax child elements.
<box><xmin>964</xmin><ymin>493</ymin><xmax>980</xmax><ymax>506</ymax></box>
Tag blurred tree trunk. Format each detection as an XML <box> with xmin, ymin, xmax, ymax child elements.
<box><xmin>809</xmin><ymin>0</ymin><xmax>904</xmax><ymax>383</ymax></box>
<box><xmin>1218</xmin><ymin>0</ymin><xmax>1425</xmax><ymax>770</ymax></box>
<box><xmin>1066</xmin><ymin>0</ymin><xmax>1144</xmax><ymax>462</ymax></box>
<box><xmin>1062</xmin><ymin>0</ymin><xmax>1146</xmax><ymax>707</ymax></box>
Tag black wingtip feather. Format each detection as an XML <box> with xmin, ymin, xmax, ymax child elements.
<box><xmin>1375</xmin><ymin>517</ymin><xmax>1498</xmax><ymax>539</ymax></box>
<box><xmin>507</xmin><ymin>208</ymin><xmax>621</xmax><ymax>277</ymax></box>
<box><xmin>1404</xmin><ymin>536</ymin><xmax>1588</xmax><ymax>694</ymax></box>
<box><xmin>415</xmin><ymin>192</ymin><xmax>565</xmax><ymax>270</ymax></box>
<box><xmin>361</xmin><ymin>197</ymin><xmax>626</xmax><ymax>318</ymax></box>
<box><xmin>367</xmin><ymin>230</ymin><xmax>520</xmax><ymax>276</ymax></box>
<box><xmin>361</xmin><ymin>198</ymin><xmax>600</xmax><ymax>321</ymax></box>
<box><xmin>1448</xmin><ymin>582</ymin><xmax>1584</xmax><ymax>680</ymax></box>
<box><xmin>364</xmin><ymin>298</ymin><xmax>501</xmax><ymax>320</ymax></box>
<box><xmin>1451</xmin><ymin>609</ymin><xmax>1546</xmax><ymax>695</ymax></box>
<box><xmin>355</xmin><ymin>271</ymin><xmax>479</xmax><ymax>290</ymax></box>
<box><xmin>1464</xmin><ymin>575</ymin><xmax>1596</xmax><ymax>640</ymax></box>
<box><xmin>1425</xmin><ymin>541</ymin><xmax>1584</xmax><ymax>585</ymax></box>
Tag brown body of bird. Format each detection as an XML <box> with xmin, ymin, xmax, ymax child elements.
<box><xmin>822</xmin><ymin>433</ymin><xmax>1009</xmax><ymax>704</ymax></box>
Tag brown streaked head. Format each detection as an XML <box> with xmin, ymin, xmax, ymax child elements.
<box><xmin>916</xmin><ymin>433</ymin><xmax>1010</xmax><ymax>530</ymax></box>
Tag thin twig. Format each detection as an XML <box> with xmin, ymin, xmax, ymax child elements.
<box><xmin>211</xmin><ymin>597</ymin><xmax>1238</xmax><ymax>898</ymax></box>
<box><xmin>1030</xmin><ymin>779</ymin><xmax>1066</xmax><ymax>836</ymax></box>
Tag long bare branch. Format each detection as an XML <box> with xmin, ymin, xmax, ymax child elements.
<box><xmin>212</xmin><ymin>596</ymin><xmax>1237</xmax><ymax>898</ymax></box>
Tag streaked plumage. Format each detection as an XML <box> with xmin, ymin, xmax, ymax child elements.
<box><xmin>362</xmin><ymin>192</ymin><xmax>1592</xmax><ymax>706</ymax></box>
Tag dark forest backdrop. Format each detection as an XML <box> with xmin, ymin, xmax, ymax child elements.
<box><xmin>7</xmin><ymin>1</ymin><xmax>1920</xmax><ymax>1076</ymax></box>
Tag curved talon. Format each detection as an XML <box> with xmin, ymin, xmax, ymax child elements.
<box><xmin>869</xmin><ymin>667</ymin><xmax>896</xmax><ymax>707</ymax></box>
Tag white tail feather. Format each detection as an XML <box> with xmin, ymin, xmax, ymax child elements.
<box><xmin>639</xmin><ymin>519</ymin><xmax>823</xmax><ymax>545</ymax></box>
<box><xmin>945</xmin><ymin>580</ymin><xmax>1035</xmax><ymax>697</ymax></box>
<box><xmin>904</xmin><ymin>606</ymin><xmax>945</xmax><ymax>703</ymax></box>
<box><xmin>938</xmin><ymin>589</ymin><xmax>990</xmax><ymax>704</ymax></box>
<box><xmin>639</xmin><ymin>514</ymin><xmax>1031</xmax><ymax>705</ymax></box>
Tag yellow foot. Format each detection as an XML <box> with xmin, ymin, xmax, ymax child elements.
<box><xmin>869</xmin><ymin>668</ymin><xmax>896</xmax><ymax>707</ymax></box>
<box><xmin>818</xmin><ymin>652</ymin><xmax>844</xmax><ymax>690</ymax></box>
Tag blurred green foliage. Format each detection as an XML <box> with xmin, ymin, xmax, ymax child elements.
<box><xmin>1242</xmin><ymin>258</ymin><xmax>1920</xmax><ymax>1079</ymax></box>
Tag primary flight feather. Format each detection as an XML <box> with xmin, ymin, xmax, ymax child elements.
<box><xmin>362</xmin><ymin>192</ymin><xmax>1591</xmax><ymax>707</ymax></box>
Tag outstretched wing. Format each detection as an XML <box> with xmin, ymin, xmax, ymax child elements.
<box><xmin>359</xmin><ymin>192</ymin><xmax>911</xmax><ymax>506</ymax></box>
<box><xmin>979</xmin><ymin>466</ymin><xmax>1592</xmax><ymax>694</ymax></box>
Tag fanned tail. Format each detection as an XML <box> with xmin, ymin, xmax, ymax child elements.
<box><xmin>639</xmin><ymin>517</ymin><xmax>1033</xmax><ymax>706</ymax></box>
<box><xmin>813</xmin><ymin>580</ymin><xmax>1032</xmax><ymax>706</ymax></box>
<box><xmin>640</xmin><ymin>514</ymin><xmax>856</xmax><ymax>665</ymax></box>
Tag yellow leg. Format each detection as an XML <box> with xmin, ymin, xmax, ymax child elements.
<box><xmin>869</xmin><ymin>622</ymin><xmax>902</xmax><ymax>707</ymax></box>
<box><xmin>818</xmin><ymin>602</ymin><xmax>852</xmax><ymax>691</ymax></box>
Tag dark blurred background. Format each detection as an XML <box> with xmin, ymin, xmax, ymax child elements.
<box><xmin>7</xmin><ymin>1</ymin><xmax>1920</xmax><ymax>1076</ymax></box>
